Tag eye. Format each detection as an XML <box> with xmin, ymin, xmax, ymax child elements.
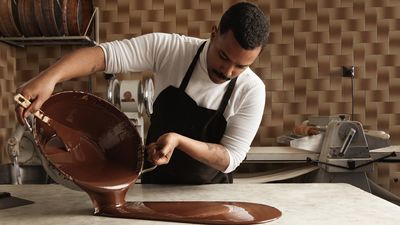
<box><xmin>236</xmin><ymin>65</ymin><xmax>247</xmax><ymax>69</ymax></box>
<box><xmin>218</xmin><ymin>51</ymin><xmax>229</xmax><ymax>61</ymax></box>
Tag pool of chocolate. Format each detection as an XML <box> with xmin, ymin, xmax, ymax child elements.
<box><xmin>34</xmin><ymin>91</ymin><xmax>281</xmax><ymax>224</ymax></box>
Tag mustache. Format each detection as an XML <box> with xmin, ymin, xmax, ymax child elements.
<box><xmin>213</xmin><ymin>70</ymin><xmax>231</xmax><ymax>81</ymax></box>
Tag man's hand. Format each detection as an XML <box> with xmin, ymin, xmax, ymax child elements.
<box><xmin>15</xmin><ymin>73</ymin><xmax>57</xmax><ymax>125</ymax></box>
<box><xmin>146</xmin><ymin>133</ymin><xmax>178</xmax><ymax>165</ymax></box>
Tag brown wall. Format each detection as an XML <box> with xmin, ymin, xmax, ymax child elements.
<box><xmin>4</xmin><ymin>0</ymin><xmax>400</xmax><ymax>146</ymax></box>
<box><xmin>0</xmin><ymin>43</ymin><xmax>16</xmax><ymax>163</ymax></box>
<box><xmin>1</xmin><ymin>0</ymin><xmax>400</xmax><ymax>191</ymax></box>
<box><xmin>93</xmin><ymin>0</ymin><xmax>400</xmax><ymax>146</ymax></box>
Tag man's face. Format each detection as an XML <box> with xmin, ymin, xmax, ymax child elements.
<box><xmin>207</xmin><ymin>27</ymin><xmax>262</xmax><ymax>84</ymax></box>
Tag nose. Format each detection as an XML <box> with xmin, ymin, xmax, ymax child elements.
<box><xmin>220</xmin><ymin>63</ymin><xmax>235</xmax><ymax>78</ymax></box>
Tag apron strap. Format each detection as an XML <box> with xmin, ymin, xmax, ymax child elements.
<box><xmin>201</xmin><ymin>77</ymin><xmax>237</xmax><ymax>136</ymax></box>
<box><xmin>217</xmin><ymin>77</ymin><xmax>237</xmax><ymax>114</ymax></box>
<box><xmin>179</xmin><ymin>40</ymin><xmax>237</xmax><ymax>114</ymax></box>
<box><xmin>179</xmin><ymin>42</ymin><xmax>207</xmax><ymax>91</ymax></box>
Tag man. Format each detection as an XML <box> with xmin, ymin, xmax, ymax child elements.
<box><xmin>15</xmin><ymin>2</ymin><xmax>270</xmax><ymax>184</ymax></box>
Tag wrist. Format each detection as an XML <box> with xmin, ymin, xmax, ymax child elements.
<box><xmin>40</xmin><ymin>69</ymin><xmax>62</xmax><ymax>85</ymax></box>
<box><xmin>170</xmin><ymin>132</ymin><xmax>181</xmax><ymax>149</ymax></box>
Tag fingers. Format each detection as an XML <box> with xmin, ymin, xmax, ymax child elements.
<box><xmin>15</xmin><ymin>105</ymin><xmax>26</xmax><ymax>125</ymax></box>
<box><xmin>14</xmin><ymin>91</ymin><xmax>42</xmax><ymax>125</ymax></box>
<box><xmin>24</xmin><ymin>96</ymin><xmax>42</xmax><ymax>117</ymax></box>
<box><xmin>146</xmin><ymin>143</ymin><xmax>172</xmax><ymax>165</ymax></box>
<box><xmin>146</xmin><ymin>143</ymin><xmax>157</xmax><ymax>164</ymax></box>
<box><xmin>14</xmin><ymin>92</ymin><xmax>34</xmax><ymax>125</ymax></box>
<box><xmin>154</xmin><ymin>150</ymin><xmax>171</xmax><ymax>165</ymax></box>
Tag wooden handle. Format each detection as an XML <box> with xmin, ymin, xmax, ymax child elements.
<box><xmin>14</xmin><ymin>94</ymin><xmax>50</xmax><ymax>124</ymax></box>
<box><xmin>293</xmin><ymin>124</ymin><xmax>320</xmax><ymax>136</ymax></box>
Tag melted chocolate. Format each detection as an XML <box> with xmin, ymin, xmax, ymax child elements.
<box><xmin>101</xmin><ymin>201</ymin><xmax>281</xmax><ymax>224</ymax></box>
<box><xmin>35</xmin><ymin>91</ymin><xmax>282</xmax><ymax>224</ymax></box>
<box><xmin>48</xmin><ymin>119</ymin><xmax>84</xmax><ymax>151</ymax></box>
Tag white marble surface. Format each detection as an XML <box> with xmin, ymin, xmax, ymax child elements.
<box><xmin>1</xmin><ymin>183</ymin><xmax>400</xmax><ymax>225</ymax></box>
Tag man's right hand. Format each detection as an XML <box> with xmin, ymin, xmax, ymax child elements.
<box><xmin>15</xmin><ymin>72</ymin><xmax>57</xmax><ymax>125</ymax></box>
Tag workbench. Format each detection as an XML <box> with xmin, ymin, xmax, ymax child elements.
<box><xmin>245</xmin><ymin>146</ymin><xmax>400</xmax><ymax>163</ymax></box>
<box><xmin>238</xmin><ymin>146</ymin><xmax>400</xmax><ymax>191</ymax></box>
<box><xmin>1</xmin><ymin>183</ymin><xmax>400</xmax><ymax>225</ymax></box>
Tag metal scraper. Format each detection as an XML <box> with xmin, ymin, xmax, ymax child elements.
<box><xmin>0</xmin><ymin>192</ymin><xmax>34</xmax><ymax>210</ymax></box>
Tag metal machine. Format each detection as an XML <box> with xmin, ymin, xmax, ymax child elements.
<box><xmin>302</xmin><ymin>116</ymin><xmax>395</xmax><ymax>192</ymax></box>
<box><xmin>105</xmin><ymin>74</ymin><xmax>154</xmax><ymax>143</ymax></box>
<box><xmin>302</xmin><ymin>117</ymin><xmax>373</xmax><ymax>173</ymax></box>
<box><xmin>240</xmin><ymin>115</ymin><xmax>399</xmax><ymax>195</ymax></box>
<box><xmin>1</xmin><ymin>117</ymin><xmax>48</xmax><ymax>185</ymax></box>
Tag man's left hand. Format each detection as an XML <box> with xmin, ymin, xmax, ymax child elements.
<box><xmin>146</xmin><ymin>132</ymin><xmax>178</xmax><ymax>165</ymax></box>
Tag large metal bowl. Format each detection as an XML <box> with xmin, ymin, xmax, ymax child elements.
<box><xmin>32</xmin><ymin>91</ymin><xmax>146</xmax><ymax>191</ymax></box>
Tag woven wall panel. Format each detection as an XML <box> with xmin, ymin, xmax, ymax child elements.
<box><xmin>2</xmin><ymin>0</ymin><xmax>399</xmax><ymax>145</ymax></box>
<box><xmin>14</xmin><ymin>46</ymin><xmax>90</xmax><ymax>93</ymax></box>
<box><xmin>0</xmin><ymin>0</ymin><xmax>399</xmax><ymax>143</ymax></box>
<box><xmin>256</xmin><ymin>0</ymin><xmax>400</xmax><ymax>145</ymax></box>
<box><xmin>0</xmin><ymin>43</ymin><xmax>16</xmax><ymax>163</ymax></box>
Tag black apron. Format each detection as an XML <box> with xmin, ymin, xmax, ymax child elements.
<box><xmin>142</xmin><ymin>42</ymin><xmax>237</xmax><ymax>184</ymax></box>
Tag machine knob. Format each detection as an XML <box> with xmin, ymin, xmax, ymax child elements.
<box><xmin>142</xmin><ymin>78</ymin><xmax>154</xmax><ymax>115</ymax></box>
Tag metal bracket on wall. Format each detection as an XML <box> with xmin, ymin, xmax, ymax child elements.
<box><xmin>342</xmin><ymin>66</ymin><xmax>355</xmax><ymax>78</ymax></box>
<box><xmin>342</xmin><ymin>66</ymin><xmax>355</xmax><ymax>120</ymax></box>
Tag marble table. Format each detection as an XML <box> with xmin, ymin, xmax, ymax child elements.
<box><xmin>1</xmin><ymin>183</ymin><xmax>400</xmax><ymax>225</ymax></box>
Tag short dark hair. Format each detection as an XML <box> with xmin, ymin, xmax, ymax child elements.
<box><xmin>219</xmin><ymin>2</ymin><xmax>270</xmax><ymax>49</ymax></box>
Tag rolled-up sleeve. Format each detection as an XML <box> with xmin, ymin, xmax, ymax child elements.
<box><xmin>222</xmin><ymin>82</ymin><xmax>266</xmax><ymax>173</ymax></box>
<box><xmin>99</xmin><ymin>33</ymin><xmax>163</xmax><ymax>74</ymax></box>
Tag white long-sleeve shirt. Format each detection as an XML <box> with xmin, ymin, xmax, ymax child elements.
<box><xmin>99</xmin><ymin>33</ymin><xmax>265</xmax><ymax>173</ymax></box>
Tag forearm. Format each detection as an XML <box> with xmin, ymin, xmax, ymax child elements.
<box><xmin>41</xmin><ymin>46</ymin><xmax>105</xmax><ymax>84</ymax></box>
<box><xmin>175</xmin><ymin>133</ymin><xmax>230</xmax><ymax>172</ymax></box>
<box><xmin>148</xmin><ymin>132</ymin><xmax>230</xmax><ymax>172</ymax></box>
<box><xmin>15</xmin><ymin>46</ymin><xmax>106</xmax><ymax>124</ymax></box>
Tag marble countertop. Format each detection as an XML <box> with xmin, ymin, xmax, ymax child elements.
<box><xmin>1</xmin><ymin>183</ymin><xmax>400</xmax><ymax>225</ymax></box>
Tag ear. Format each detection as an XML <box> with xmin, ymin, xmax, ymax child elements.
<box><xmin>211</xmin><ymin>25</ymin><xmax>218</xmax><ymax>39</ymax></box>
